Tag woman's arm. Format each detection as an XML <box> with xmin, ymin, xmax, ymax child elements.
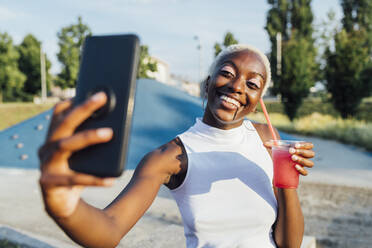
<box><xmin>39</xmin><ymin>93</ymin><xmax>184</xmax><ymax>248</ymax></box>
<box><xmin>254</xmin><ymin>123</ymin><xmax>314</xmax><ymax>248</ymax></box>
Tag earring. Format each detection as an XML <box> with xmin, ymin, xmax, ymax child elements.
<box><xmin>202</xmin><ymin>82</ymin><xmax>208</xmax><ymax>110</ymax></box>
<box><xmin>202</xmin><ymin>92</ymin><xmax>207</xmax><ymax>110</ymax></box>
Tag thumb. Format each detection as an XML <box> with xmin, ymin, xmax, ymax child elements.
<box><xmin>263</xmin><ymin>140</ymin><xmax>275</xmax><ymax>149</ymax></box>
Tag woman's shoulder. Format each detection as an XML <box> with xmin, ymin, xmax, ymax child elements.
<box><xmin>135</xmin><ymin>137</ymin><xmax>187</xmax><ymax>186</ymax></box>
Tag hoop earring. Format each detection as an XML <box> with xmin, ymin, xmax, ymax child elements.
<box><xmin>202</xmin><ymin>94</ymin><xmax>207</xmax><ymax>110</ymax></box>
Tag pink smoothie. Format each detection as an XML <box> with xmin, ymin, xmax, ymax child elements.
<box><xmin>272</xmin><ymin>146</ymin><xmax>299</xmax><ymax>189</ymax></box>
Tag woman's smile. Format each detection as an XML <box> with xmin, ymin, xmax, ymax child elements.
<box><xmin>219</xmin><ymin>93</ymin><xmax>242</xmax><ymax>110</ymax></box>
<box><xmin>203</xmin><ymin>50</ymin><xmax>266</xmax><ymax>129</ymax></box>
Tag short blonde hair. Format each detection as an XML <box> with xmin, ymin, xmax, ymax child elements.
<box><xmin>209</xmin><ymin>44</ymin><xmax>271</xmax><ymax>97</ymax></box>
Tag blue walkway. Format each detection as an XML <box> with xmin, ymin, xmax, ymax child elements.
<box><xmin>0</xmin><ymin>78</ymin><xmax>293</xmax><ymax>170</ymax></box>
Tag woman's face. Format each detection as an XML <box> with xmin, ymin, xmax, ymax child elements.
<box><xmin>203</xmin><ymin>50</ymin><xmax>267</xmax><ymax>129</ymax></box>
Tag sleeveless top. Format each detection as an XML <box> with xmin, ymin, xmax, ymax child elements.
<box><xmin>170</xmin><ymin>118</ymin><xmax>278</xmax><ymax>248</ymax></box>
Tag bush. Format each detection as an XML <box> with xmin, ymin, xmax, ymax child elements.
<box><xmin>248</xmin><ymin>112</ymin><xmax>372</xmax><ymax>151</ymax></box>
<box><xmin>258</xmin><ymin>98</ymin><xmax>372</xmax><ymax>122</ymax></box>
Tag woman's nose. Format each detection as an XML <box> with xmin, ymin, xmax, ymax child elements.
<box><xmin>229</xmin><ymin>77</ymin><xmax>244</xmax><ymax>94</ymax></box>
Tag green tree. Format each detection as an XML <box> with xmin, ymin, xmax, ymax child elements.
<box><xmin>325</xmin><ymin>0</ymin><xmax>372</xmax><ymax>118</ymax></box>
<box><xmin>214</xmin><ymin>31</ymin><xmax>238</xmax><ymax>57</ymax></box>
<box><xmin>17</xmin><ymin>34</ymin><xmax>52</xmax><ymax>98</ymax></box>
<box><xmin>266</xmin><ymin>0</ymin><xmax>317</xmax><ymax>120</ymax></box>
<box><xmin>137</xmin><ymin>45</ymin><xmax>157</xmax><ymax>79</ymax></box>
<box><xmin>265</xmin><ymin>0</ymin><xmax>290</xmax><ymax>86</ymax></box>
<box><xmin>56</xmin><ymin>16</ymin><xmax>91</xmax><ymax>89</ymax></box>
<box><xmin>281</xmin><ymin>35</ymin><xmax>317</xmax><ymax>120</ymax></box>
<box><xmin>341</xmin><ymin>0</ymin><xmax>372</xmax><ymax>33</ymax></box>
<box><xmin>0</xmin><ymin>32</ymin><xmax>26</xmax><ymax>102</ymax></box>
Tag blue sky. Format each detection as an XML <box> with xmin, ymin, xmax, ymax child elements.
<box><xmin>0</xmin><ymin>0</ymin><xmax>342</xmax><ymax>82</ymax></box>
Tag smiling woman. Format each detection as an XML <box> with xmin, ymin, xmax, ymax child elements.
<box><xmin>38</xmin><ymin>44</ymin><xmax>315</xmax><ymax>248</ymax></box>
<box><xmin>203</xmin><ymin>45</ymin><xmax>271</xmax><ymax>129</ymax></box>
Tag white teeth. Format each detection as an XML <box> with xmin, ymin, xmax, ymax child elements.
<box><xmin>220</xmin><ymin>95</ymin><xmax>241</xmax><ymax>107</ymax></box>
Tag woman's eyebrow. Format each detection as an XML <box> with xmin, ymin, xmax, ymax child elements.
<box><xmin>221</xmin><ymin>61</ymin><xmax>264</xmax><ymax>80</ymax></box>
<box><xmin>249</xmin><ymin>72</ymin><xmax>265</xmax><ymax>81</ymax></box>
<box><xmin>221</xmin><ymin>60</ymin><xmax>238</xmax><ymax>71</ymax></box>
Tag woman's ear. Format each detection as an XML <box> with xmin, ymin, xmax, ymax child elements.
<box><xmin>205</xmin><ymin>76</ymin><xmax>210</xmax><ymax>94</ymax></box>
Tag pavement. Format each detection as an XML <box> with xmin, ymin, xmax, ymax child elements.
<box><xmin>1</xmin><ymin>79</ymin><xmax>371</xmax><ymax>247</ymax></box>
<box><xmin>0</xmin><ymin>168</ymin><xmax>316</xmax><ymax>248</ymax></box>
<box><xmin>1</xmin><ymin>133</ymin><xmax>371</xmax><ymax>247</ymax></box>
<box><xmin>291</xmin><ymin>134</ymin><xmax>372</xmax><ymax>189</ymax></box>
<box><xmin>2</xmin><ymin>131</ymin><xmax>372</xmax><ymax>248</ymax></box>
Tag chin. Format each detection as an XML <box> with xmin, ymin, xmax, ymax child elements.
<box><xmin>212</xmin><ymin>109</ymin><xmax>244</xmax><ymax>126</ymax></box>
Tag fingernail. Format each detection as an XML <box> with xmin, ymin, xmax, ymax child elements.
<box><xmin>289</xmin><ymin>148</ymin><xmax>296</xmax><ymax>154</ymax></box>
<box><xmin>295</xmin><ymin>164</ymin><xmax>302</xmax><ymax>171</ymax></box>
<box><xmin>103</xmin><ymin>178</ymin><xmax>115</xmax><ymax>186</ymax></box>
<box><xmin>97</xmin><ymin>128</ymin><xmax>113</xmax><ymax>138</ymax></box>
<box><xmin>292</xmin><ymin>155</ymin><xmax>298</xmax><ymax>161</ymax></box>
<box><xmin>91</xmin><ymin>92</ymin><xmax>105</xmax><ymax>102</ymax></box>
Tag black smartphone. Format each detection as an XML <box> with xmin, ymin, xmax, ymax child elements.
<box><xmin>68</xmin><ymin>34</ymin><xmax>140</xmax><ymax>177</ymax></box>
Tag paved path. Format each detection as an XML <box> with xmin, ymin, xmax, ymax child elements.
<box><xmin>0</xmin><ymin>168</ymin><xmax>316</xmax><ymax>248</ymax></box>
<box><xmin>290</xmin><ymin>134</ymin><xmax>372</xmax><ymax>189</ymax></box>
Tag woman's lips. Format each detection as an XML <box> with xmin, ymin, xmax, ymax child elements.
<box><xmin>219</xmin><ymin>94</ymin><xmax>241</xmax><ymax>110</ymax></box>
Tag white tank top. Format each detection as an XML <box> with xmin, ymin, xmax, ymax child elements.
<box><xmin>171</xmin><ymin>118</ymin><xmax>278</xmax><ymax>248</ymax></box>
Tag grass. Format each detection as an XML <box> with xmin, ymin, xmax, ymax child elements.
<box><xmin>258</xmin><ymin>97</ymin><xmax>372</xmax><ymax>122</ymax></box>
<box><xmin>0</xmin><ymin>103</ymin><xmax>54</xmax><ymax>131</ymax></box>
<box><xmin>249</xmin><ymin>112</ymin><xmax>372</xmax><ymax>151</ymax></box>
<box><xmin>1</xmin><ymin>102</ymin><xmax>371</xmax><ymax>151</ymax></box>
<box><xmin>0</xmin><ymin>240</ymin><xmax>20</xmax><ymax>248</ymax></box>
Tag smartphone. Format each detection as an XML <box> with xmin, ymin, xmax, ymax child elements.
<box><xmin>68</xmin><ymin>34</ymin><xmax>140</xmax><ymax>177</ymax></box>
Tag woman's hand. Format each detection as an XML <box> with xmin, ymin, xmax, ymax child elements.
<box><xmin>264</xmin><ymin>141</ymin><xmax>315</xmax><ymax>176</ymax></box>
<box><xmin>39</xmin><ymin>92</ymin><xmax>115</xmax><ymax>218</ymax></box>
<box><xmin>288</xmin><ymin>142</ymin><xmax>314</xmax><ymax>176</ymax></box>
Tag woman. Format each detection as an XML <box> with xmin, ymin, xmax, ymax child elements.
<box><xmin>39</xmin><ymin>44</ymin><xmax>315</xmax><ymax>248</ymax></box>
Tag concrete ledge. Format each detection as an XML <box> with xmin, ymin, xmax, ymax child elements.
<box><xmin>0</xmin><ymin>225</ymin><xmax>75</xmax><ymax>248</ymax></box>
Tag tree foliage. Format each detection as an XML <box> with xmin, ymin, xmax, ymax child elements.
<box><xmin>341</xmin><ymin>0</ymin><xmax>372</xmax><ymax>33</ymax></box>
<box><xmin>325</xmin><ymin>0</ymin><xmax>372</xmax><ymax>118</ymax></box>
<box><xmin>214</xmin><ymin>31</ymin><xmax>238</xmax><ymax>57</ymax></box>
<box><xmin>17</xmin><ymin>34</ymin><xmax>52</xmax><ymax>97</ymax></box>
<box><xmin>137</xmin><ymin>45</ymin><xmax>157</xmax><ymax>79</ymax></box>
<box><xmin>0</xmin><ymin>32</ymin><xmax>26</xmax><ymax>102</ymax></box>
<box><xmin>266</xmin><ymin>0</ymin><xmax>317</xmax><ymax>120</ymax></box>
<box><xmin>56</xmin><ymin>16</ymin><xmax>91</xmax><ymax>89</ymax></box>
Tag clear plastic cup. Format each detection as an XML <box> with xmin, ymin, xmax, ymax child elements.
<box><xmin>271</xmin><ymin>140</ymin><xmax>304</xmax><ymax>189</ymax></box>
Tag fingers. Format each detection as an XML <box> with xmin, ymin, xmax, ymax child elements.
<box><xmin>294</xmin><ymin>164</ymin><xmax>308</xmax><ymax>176</ymax></box>
<box><xmin>289</xmin><ymin>147</ymin><xmax>315</xmax><ymax>158</ymax></box>
<box><xmin>291</xmin><ymin>154</ymin><xmax>314</xmax><ymax>168</ymax></box>
<box><xmin>49</xmin><ymin>92</ymin><xmax>107</xmax><ymax>141</ymax></box>
<box><xmin>53</xmin><ymin>99</ymin><xmax>74</xmax><ymax>115</ymax></box>
<box><xmin>58</xmin><ymin>128</ymin><xmax>113</xmax><ymax>153</ymax></box>
<box><xmin>263</xmin><ymin>140</ymin><xmax>274</xmax><ymax>149</ymax></box>
<box><xmin>46</xmin><ymin>99</ymin><xmax>74</xmax><ymax>139</ymax></box>
<box><xmin>39</xmin><ymin>128</ymin><xmax>113</xmax><ymax>172</ymax></box>
<box><xmin>40</xmin><ymin>173</ymin><xmax>115</xmax><ymax>187</ymax></box>
<box><xmin>294</xmin><ymin>142</ymin><xmax>314</xmax><ymax>149</ymax></box>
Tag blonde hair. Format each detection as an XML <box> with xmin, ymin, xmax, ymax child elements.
<box><xmin>208</xmin><ymin>44</ymin><xmax>271</xmax><ymax>97</ymax></box>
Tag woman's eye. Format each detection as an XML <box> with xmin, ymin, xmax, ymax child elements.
<box><xmin>220</xmin><ymin>70</ymin><xmax>233</xmax><ymax>77</ymax></box>
<box><xmin>220</xmin><ymin>70</ymin><xmax>234</xmax><ymax>78</ymax></box>
<box><xmin>246</xmin><ymin>81</ymin><xmax>260</xmax><ymax>89</ymax></box>
<box><xmin>219</xmin><ymin>65</ymin><xmax>235</xmax><ymax>78</ymax></box>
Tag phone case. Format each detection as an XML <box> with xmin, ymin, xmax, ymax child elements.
<box><xmin>68</xmin><ymin>34</ymin><xmax>140</xmax><ymax>177</ymax></box>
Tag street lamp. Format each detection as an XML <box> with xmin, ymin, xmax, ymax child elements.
<box><xmin>276</xmin><ymin>32</ymin><xmax>282</xmax><ymax>76</ymax></box>
<box><xmin>40</xmin><ymin>45</ymin><xmax>47</xmax><ymax>103</ymax></box>
<box><xmin>193</xmin><ymin>35</ymin><xmax>203</xmax><ymax>82</ymax></box>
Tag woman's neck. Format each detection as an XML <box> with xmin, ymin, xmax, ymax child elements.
<box><xmin>202</xmin><ymin>107</ymin><xmax>244</xmax><ymax>130</ymax></box>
